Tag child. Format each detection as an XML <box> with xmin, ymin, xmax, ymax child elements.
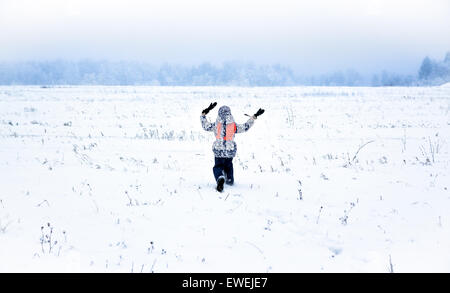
<box><xmin>200</xmin><ymin>103</ymin><xmax>264</xmax><ymax>192</ymax></box>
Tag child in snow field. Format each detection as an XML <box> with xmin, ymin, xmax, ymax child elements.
<box><xmin>200</xmin><ymin>102</ymin><xmax>264</xmax><ymax>192</ymax></box>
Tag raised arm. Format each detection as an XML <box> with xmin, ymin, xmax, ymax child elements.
<box><xmin>200</xmin><ymin>102</ymin><xmax>217</xmax><ymax>132</ymax></box>
<box><xmin>236</xmin><ymin>108</ymin><xmax>264</xmax><ymax>133</ymax></box>
<box><xmin>236</xmin><ymin>116</ymin><xmax>255</xmax><ymax>133</ymax></box>
<box><xmin>200</xmin><ymin>114</ymin><xmax>216</xmax><ymax>132</ymax></box>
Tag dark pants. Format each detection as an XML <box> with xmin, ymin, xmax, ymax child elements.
<box><xmin>213</xmin><ymin>157</ymin><xmax>234</xmax><ymax>184</ymax></box>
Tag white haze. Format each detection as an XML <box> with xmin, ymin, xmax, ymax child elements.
<box><xmin>0</xmin><ymin>0</ymin><xmax>449</xmax><ymax>74</ymax></box>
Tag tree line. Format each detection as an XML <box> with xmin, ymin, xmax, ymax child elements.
<box><xmin>0</xmin><ymin>53</ymin><xmax>449</xmax><ymax>86</ymax></box>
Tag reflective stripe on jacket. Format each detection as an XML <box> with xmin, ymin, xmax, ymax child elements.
<box><xmin>215</xmin><ymin>122</ymin><xmax>237</xmax><ymax>141</ymax></box>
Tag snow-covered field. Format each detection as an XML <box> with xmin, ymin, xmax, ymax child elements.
<box><xmin>0</xmin><ymin>85</ymin><xmax>449</xmax><ymax>272</ymax></box>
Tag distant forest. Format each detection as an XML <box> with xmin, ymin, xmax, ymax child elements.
<box><xmin>0</xmin><ymin>53</ymin><xmax>449</xmax><ymax>86</ymax></box>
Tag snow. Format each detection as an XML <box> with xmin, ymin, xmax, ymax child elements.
<box><xmin>440</xmin><ymin>82</ymin><xmax>450</xmax><ymax>88</ymax></box>
<box><xmin>0</xmin><ymin>85</ymin><xmax>449</xmax><ymax>272</ymax></box>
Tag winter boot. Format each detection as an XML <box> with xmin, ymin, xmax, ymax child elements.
<box><xmin>223</xmin><ymin>171</ymin><xmax>233</xmax><ymax>185</ymax></box>
<box><xmin>216</xmin><ymin>176</ymin><xmax>225</xmax><ymax>192</ymax></box>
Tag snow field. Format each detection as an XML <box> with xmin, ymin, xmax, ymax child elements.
<box><xmin>0</xmin><ymin>85</ymin><xmax>449</xmax><ymax>272</ymax></box>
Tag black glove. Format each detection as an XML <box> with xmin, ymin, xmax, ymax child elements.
<box><xmin>202</xmin><ymin>102</ymin><xmax>217</xmax><ymax>115</ymax></box>
<box><xmin>253</xmin><ymin>108</ymin><xmax>265</xmax><ymax>118</ymax></box>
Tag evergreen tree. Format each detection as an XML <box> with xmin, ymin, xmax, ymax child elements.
<box><xmin>419</xmin><ymin>57</ymin><xmax>433</xmax><ymax>80</ymax></box>
<box><xmin>444</xmin><ymin>51</ymin><xmax>450</xmax><ymax>63</ymax></box>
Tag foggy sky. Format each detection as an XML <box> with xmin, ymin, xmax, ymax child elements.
<box><xmin>0</xmin><ymin>0</ymin><xmax>449</xmax><ymax>75</ymax></box>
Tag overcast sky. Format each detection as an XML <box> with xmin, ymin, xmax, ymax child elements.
<box><xmin>0</xmin><ymin>0</ymin><xmax>449</xmax><ymax>74</ymax></box>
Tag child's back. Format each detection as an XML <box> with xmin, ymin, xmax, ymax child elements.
<box><xmin>200</xmin><ymin>104</ymin><xmax>264</xmax><ymax>192</ymax></box>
